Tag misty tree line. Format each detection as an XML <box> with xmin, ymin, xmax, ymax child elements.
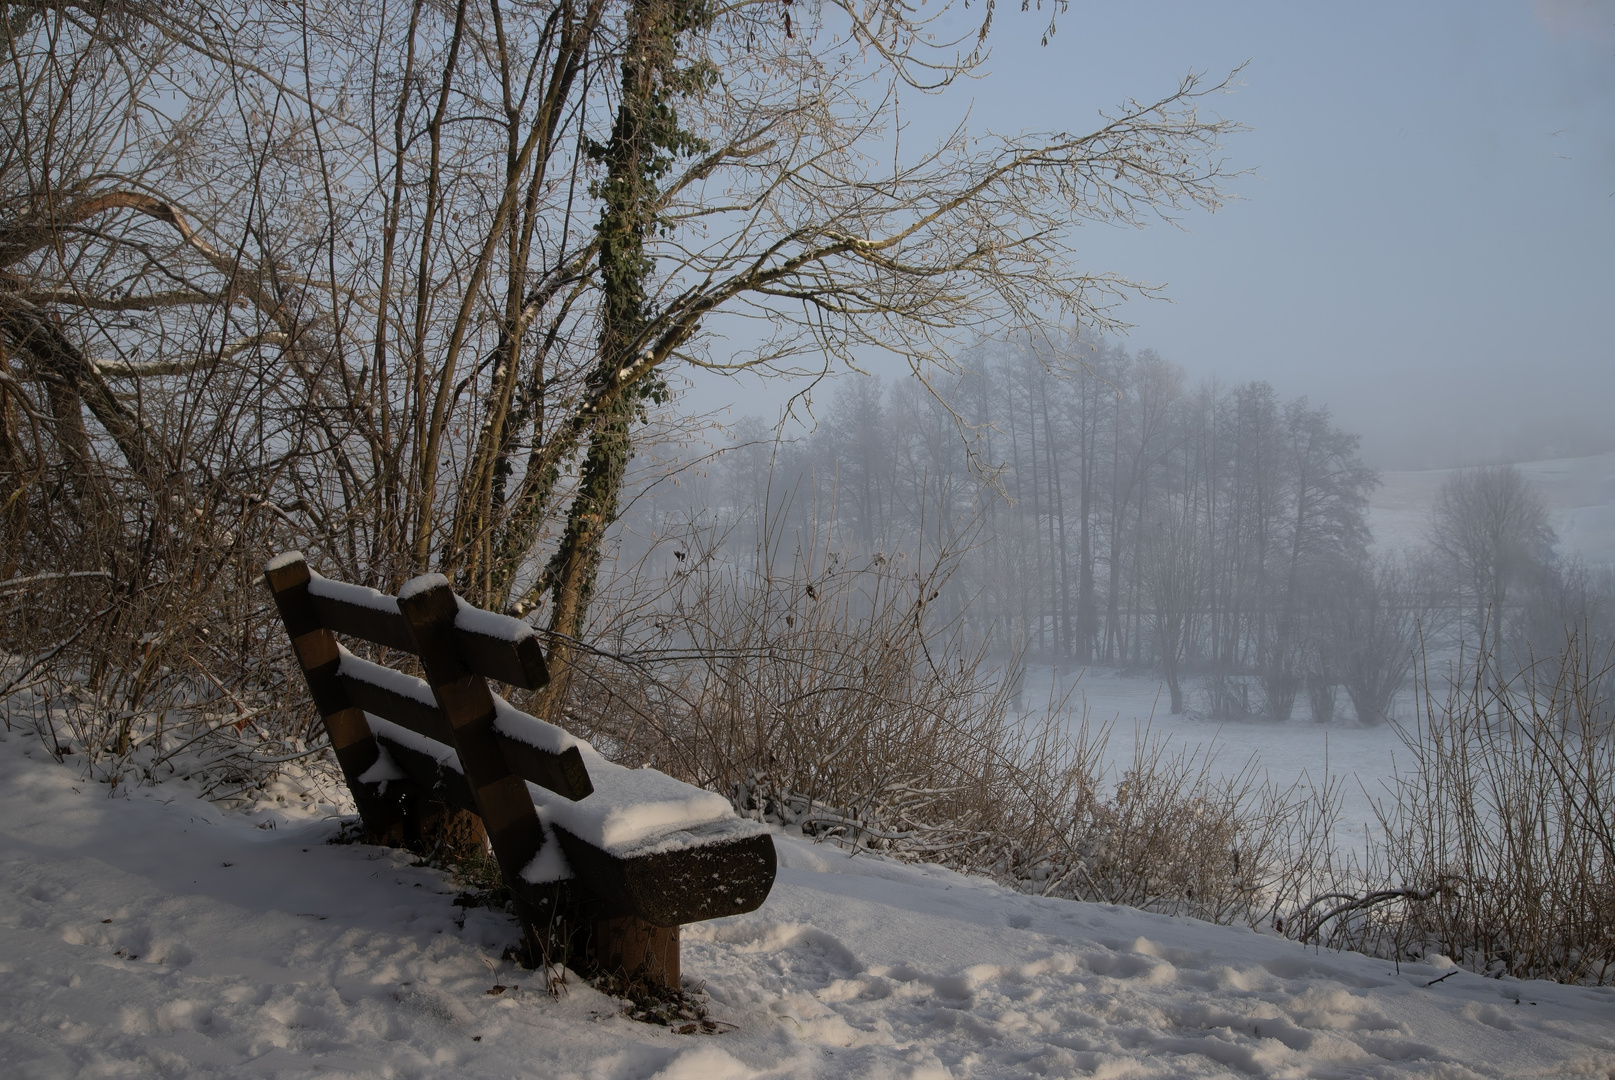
<box><xmin>637</xmin><ymin>328</ymin><xmax>1612</xmax><ymax>722</ymax></box>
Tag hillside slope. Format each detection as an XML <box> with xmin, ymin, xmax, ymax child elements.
<box><xmin>1</xmin><ymin>730</ymin><xmax>1611</xmax><ymax>1079</ymax></box>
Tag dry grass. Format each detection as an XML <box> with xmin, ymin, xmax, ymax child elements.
<box><xmin>539</xmin><ymin>516</ymin><xmax>1322</xmax><ymax>929</ymax></box>
<box><xmin>1291</xmin><ymin>628</ymin><xmax>1615</xmax><ymax>984</ymax></box>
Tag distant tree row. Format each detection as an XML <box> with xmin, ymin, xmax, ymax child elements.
<box><xmin>649</xmin><ymin>329</ymin><xmax>1610</xmax><ymax>721</ymax></box>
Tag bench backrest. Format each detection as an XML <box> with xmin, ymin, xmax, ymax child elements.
<box><xmin>264</xmin><ymin>552</ymin><xmax>574</xmax><ymax>894</ymax></box>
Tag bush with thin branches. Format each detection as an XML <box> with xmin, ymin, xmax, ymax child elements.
<box><xmin>1289</xmin><ymin>628</ymin><xmax>1615</xmax><ymax>984</ymax></box>
<box><xmin>542</xmin><ymin>511</ymin><xmax>1322</xmax><ymax>928</ymax></box>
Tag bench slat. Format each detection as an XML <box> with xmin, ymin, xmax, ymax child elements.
<box><xmin>494</xmin><ymin>730</ymin><xmax>594</xmax><ymax>802</ymax></box>
<box><xmin>457</xmin><ymin>627</ymin><xmax>550</xmax><ymax>691</ymax></box>
<box><xmin>455</xmin><ymin>601</ymin><xmax>551</xmax><ymax>691</ymax></box>
<box><xmin>308</xmin><ymin>587</ymin><xmax>416</xmax><ymax>652</ymax></box>
<box><xmin>309</xmin><ymin>582</ymin><xmax>550</xmax><ymax>692</ymax></box>
<box><xmin>551</xmin><ymin>824</ymin><xmax>777</xmax><ymax>928</ymax></box>
<box><xmin>339</xmin><ymin>668</ymin><xmax>455</xmax><ymax>746</ymax></box>
<box><xmin>372</xmin><ymin>731</ymin><xmax>478</xmax><ymax>816</ymax></box>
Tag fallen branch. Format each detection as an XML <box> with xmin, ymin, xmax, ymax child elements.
<box><xmin>1294</xmin><ymin>884</ymin><xmax>1445</xmax><ymax>945</ymax></box>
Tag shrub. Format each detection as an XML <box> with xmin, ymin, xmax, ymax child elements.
<box><xmin>1290</xmin><ymin>628</ymin><xmax>1615</xmax><ymax>984</ymax></box>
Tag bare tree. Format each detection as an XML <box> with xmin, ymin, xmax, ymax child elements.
<box><xmin>1141</xmin><ymin>501</ymin><xmax>1201</xmax><ymax>714</ymax></box>
<box><xmin>1263</xmin><ymin>399</ymin><xmax>1375</xmax><ymax>720</ymax></box>
<box><xmin>1330</xmin><ymin>558</ymin><xmax>1425</xmax><ymax>725</ymax></box>
<box><xmin>2</xmin><ymin>0</ymin><xmax>1244</xmax><ymax>680</ymax></box>
<box><xmin>1427</xmin><ymin>465</ymin><xmax>1557</xmax><ymax>665</ymax></box>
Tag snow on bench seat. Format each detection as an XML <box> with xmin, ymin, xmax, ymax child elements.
<box><xmin>491</xmin><ymin>697</ymin><xmax>743</xmax><ymax>851</ymax></box>
<box><xmin>367</xmin><ymin>703</ymin><xmax>761</xmax><ymax>860</ymax></box>
<box><xmin>527</xmin><ymin>750</ymin><xmax>740</xmax><ymax>854</ymax></box>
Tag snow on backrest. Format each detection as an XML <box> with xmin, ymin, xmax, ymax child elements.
<box><xmin>454</xmin><ymin>596</ymin><xmax>536</xmax><ymax>644</ymax></box>
<box><xmin>366</xmin><ymin>715</ymin><xmax>462</xmax><ymax>773</ymax></box>
<box><xmin>307</xmin><ymin>573</ymin><xmax>403</xmax><ymax>614</ymax></box>
<box><xmin>491</xmin><ymin>695</ymin><xmax>581</xmax><ymax>755</ymax></box>
<box><xmin>264</xmin><ymin>550</ymin><xmax>306</xmax><ymax>573</ymax></box>
<box><xmin>337</xmin><ymin>647</ymin><xmax>435</xmax><ymax>704</ymax></box>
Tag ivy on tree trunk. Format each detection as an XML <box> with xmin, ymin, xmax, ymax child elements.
<box><xmin>541</xmin><ymin>0</ymin><xmax>712</xmax><ymax>672</ymax></box>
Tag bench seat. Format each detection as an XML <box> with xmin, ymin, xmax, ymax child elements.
<box><xmin>363</xmin><ymin>712</ymin><xmax>775</xmax><ymax>926</ymax></box>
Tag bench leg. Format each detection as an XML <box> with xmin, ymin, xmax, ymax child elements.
<box><xmin>591</xmin><ymin>916</ymin><xmax>680</xmax><ymax>992</ymax></box>
<box><xmin>263</xmin><ymin>554</ymin><xmax>406</xmax><ymax>844</ymax></box>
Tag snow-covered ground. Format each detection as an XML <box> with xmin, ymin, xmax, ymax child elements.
<box><xmin>4</xmin><ymin>726</ymin><xmax>1613</xmax><ymax>1078</ymax></box>
<box><xmin>1022</xmin><ymin>665</ymin><xmax>1404</xmax><ymax>860</ymax></box>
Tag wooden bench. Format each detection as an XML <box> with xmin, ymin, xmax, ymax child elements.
<box><xmin>263</xmin><ymin>552</ymin><xmax>775</xmax><ymax>991</ymax></box>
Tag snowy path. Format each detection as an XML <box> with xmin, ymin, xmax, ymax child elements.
<box><xmin>2</xmin><ymin>729</ymin><xmax>1612</xmax><ymax>1079</ymax></box>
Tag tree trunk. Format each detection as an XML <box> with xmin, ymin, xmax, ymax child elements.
<box><xmin>542</xmin><ymin>0</ymin><xmax>704</xmax><ymax>679</ymax></box>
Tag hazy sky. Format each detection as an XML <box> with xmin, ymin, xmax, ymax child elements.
<box><xmin>685</xmin><ymin>0</ymin><xmax>1615</xmax><ymax>469</ymax></box>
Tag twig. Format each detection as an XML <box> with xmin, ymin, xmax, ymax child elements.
<box><xmin>0</xmin><ymin>604</ymin><xmax>118</xmax><ymax>724</ymax></box>
<box><xmin>0</xmin><ymin>570</ymin><xmax>112</xmax><ymax>594</ymax></box>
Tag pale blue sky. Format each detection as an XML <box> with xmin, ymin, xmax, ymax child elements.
<box><xmin>689</xmin><ymin>0</ymin><xmax>1615</xmax><ymax>468</ymax></box>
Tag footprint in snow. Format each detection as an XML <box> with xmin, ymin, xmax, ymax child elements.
<box><xmin>686</xmin><ymin>920</ymin><xmax>863</xmax><ymax>988</ymax></box>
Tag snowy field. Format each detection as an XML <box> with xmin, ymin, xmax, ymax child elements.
<box><xmin>4</xmin><ymin>727</ymin><xmax>1614</xmax><ymax>1079</ymax></box>
<box><xmin>1022</xmin><ymin>665</ymin><xmax>1404</xmax><ymax>861</ymax></box>
<box><xmin>1017</xmin><ymin>451</ymin><xmax>1615</xmax><ymax>862</ymax></box>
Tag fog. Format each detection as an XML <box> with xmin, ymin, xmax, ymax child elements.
<box><xmin>628</xmin><ymin>3</ymin><xmax>1615</xmax><ymax>742</ymax></box>
<box><xmin>684</xmin><ymin>0</ymin><xmax>1615</xmax><ymax>471</ymax></box>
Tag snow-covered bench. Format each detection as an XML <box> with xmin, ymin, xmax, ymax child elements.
<box><xmin>263</xmin><ymin>552</ymin><xmax>775</xmax><ymax>990</ymax></box>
